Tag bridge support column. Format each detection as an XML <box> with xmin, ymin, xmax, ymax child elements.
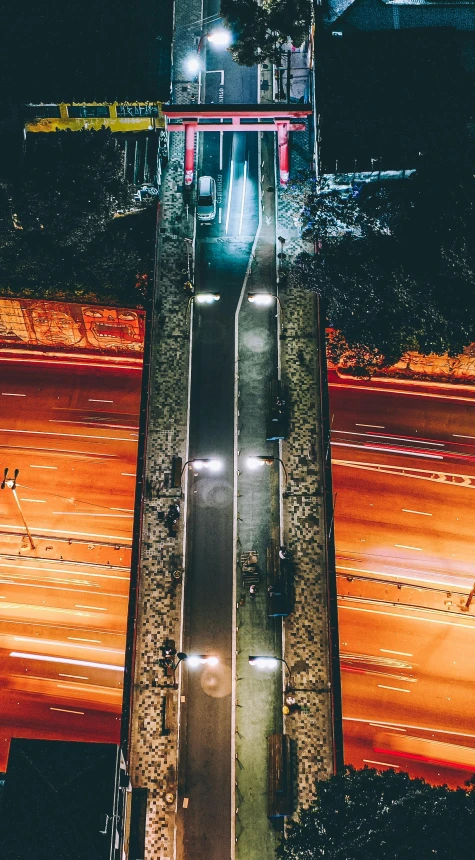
<box><xmin>184</xmin><ymin>122</ymin><xmax>196</xmax><ymax>187</ymax></box>
<box><xmin>276</xmin><ymin>121</ymin><xmax>290</xmax><ymax>186</ymax></box>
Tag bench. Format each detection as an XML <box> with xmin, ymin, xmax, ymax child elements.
<box><xmin>268</xmin><ymin>734</ymin><xmax>293</xmax><ymax>818</ymax></box>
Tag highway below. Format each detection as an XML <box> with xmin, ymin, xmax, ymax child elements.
<box><xmin>0</xmin><ymin>356</ymin><xmax>141</xmax><ymax>771</ymax></box>
<box><xmin>330</xmin><ymin>370</ymin><xmax>475</xmax><ymax>787</ymax></box>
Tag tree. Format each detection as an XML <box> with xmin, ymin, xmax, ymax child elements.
<box><xmin>221</xmin><ymin>0</ymin><xmax>312</xmax><ymax>67</ymax></box>
<box><xmin>279</xmin><ymin>766</ymin><xmax>475</xmax><ymax>860</ymax></box>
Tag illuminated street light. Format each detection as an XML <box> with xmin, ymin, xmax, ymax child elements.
<box><xmin>186</xmin><ymin>56</ymin><xmax>201</xmax><ymax>74</ymax></box>
<box><xmin>207</xmin><ymin>28</ymin><xmax>232</xmax><ymax>47</ymax></box>
<box><xmin>1</xmin><ymin>467</ymin><xmax>35</xmax><ymax>550</ymax></box>
<box><xmin>248</xmin><ymin>654</ymin><xmax>292</xmax><ymax>684</ymax></box>
<box><xmin>180</xmin><ymin>458</ymin><xmax>223</xmax><ymax>494</ymax></box>
<box><xmin>186</xmin><ymin>28</ymin><xmax>231</xmax><ymax>77</ymax></box>
<box><xmin>246</xmin><ymin>455</ymin><xmax>288</xmax><ymax>485</ymax></box>
<box><xmin>186</xmin><ymin>654</ymin><xmax>219</xmax><ymax>667</ymax></box>
<box><xmin>194</xmin><ymin>293</ymin><xmax>220</xmax><ymax>304</ymax></box>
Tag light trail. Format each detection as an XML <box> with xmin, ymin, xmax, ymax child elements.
<box><xmin>330</xmin><ymin>381</ymin><xmax>475</xmax><ymax>404</ymax></box>
<box><xmin>238</xmin><ymin>160</ymin><xmax>248</xmax><ymax>236</ymax></box>
<box><xmin>225</xmin><ymin>158</ymin><xmax>234</xmax><ymax>235</ymax></box>
<box><xmin>10</xmin><ymin>652</ymin><xmax>124</xmax><ymax>671</ymax></box>
<box><xmin>0</xmin><ymin>523</ymin><xmax>133</xmax><ymax>541</ymax></box>
<box><xmin>332</xmin><ymin>441</ymin><xmax>443</xmax><ymax>459</ymax></box>
<box><xmin>333</xmin><ymin>429</ymin><xmax>444</xmax><ymax>447</ymax></box>
<box><xmin>332</xmin><ymin>458</ymin><xmax>475</xmax><ymax>489</ymax></box>
<box><xmin>13</xmin><ymin>637</ymin><xmax>123</xmax><ymax>655</ymax></box>
<box><xmin>338</xmin><ymin>601</ymin><xmax>475</xmax><ymax>629</ymax></box>
<box><xmin>0</xmin><ymin>427</ymin><xmax>136</xmax><ymax>443</ymax></box>
<box><xmin>343</xmin><ymin>716</ymin><xmax>475</xmax><ymax>741</ymax></box>
<box><xmin>402</xmin><ymin>509</ymin><xmax>432</xmax><ymax>516</ymax></box>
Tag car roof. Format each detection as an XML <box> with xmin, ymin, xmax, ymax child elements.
<box><xmin>198</xmin><ymin>176</ymin><xmax>213</xmax><ymax>194</ymax></box>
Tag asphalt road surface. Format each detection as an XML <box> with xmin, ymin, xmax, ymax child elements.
<box><xmin>330</xmin><ymin>370</ymin><xmax>475</xmax><ymax>786</ymax></box>
<box><xmin>0</xmin><ymin>357</ymin><xmax>141</xmax><ymax>770</ymax></box>
<box><xmin>176</xmin><ymin>13</ymin><xmax>259</xmax><ymax>859</ymax></box>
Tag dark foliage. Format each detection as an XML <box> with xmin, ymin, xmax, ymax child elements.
<box><xmin>279</xmin><ymin>766</ymin><xmax>475</xmax><ymax>860</ymax></box>
<box><xmin>0</xmin><ymin>130</ymin><xmax>154</xmax><ymax>306</ymax></box>
<box><xmin>221</xmin><ymin>0</ymin><xmax>312</xmax><ymax>66</ymax></box>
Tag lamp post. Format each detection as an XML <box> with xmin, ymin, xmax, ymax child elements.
<box><xmin>247</xmin><ymin>292</ymin><xmax>284</xmax><ymax>328</ymax></box>
<box><xmin>246</xmin><ymin>455</ymin><xmax>288</xmax><ymax>486</ymax></box>
<box><xmin>248</xmin><ymin>654</ymin><xmax>292</xmax><ymax>685</ymax></box>
<box><xmin>159</xmin><ymin>650</ymin><xmax>219</xmax><ymax>688</ymax></box>
<box><xmin>1</xmin><ymin>468</ymin><xmax>35</xmax><ymax>550</ymax></box>
<box><xmin>180</xmin><ymin>457</ymin><xmax>223</xmax><ymax>494</ymax></box>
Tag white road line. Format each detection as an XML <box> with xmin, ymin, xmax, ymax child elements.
<box><xmin>378</xmin><ymin>684</ymin><xmax>411</xmax><ymax>693</ymax></box>
<box><xmin>68</xmin><ymin>637</ymin><xmax>101</xmax><ymax>643</ymax></box>
<box><xmin>58</xmin><ymin>673</ymin><xmax>89</xmax><ymax>680</ymax></box>
<box><xmin>110</xmin><ymin>507</ymin><xmax>134</xmax><ymax>512</ymax></box>
<box><xmin>402</xmin><ymin>509</ymin><xmax>432</xmax><ymax>516</ymax></box>
<box><xmin>395</xmin><ymin>544</ymin><xmax>423</xmax><ymax>551</ymax></box>
<box><xmin>2</xmin><ymin>392</ymin><xmax>26</xmax><ymax>397</ymax></box>
<box><xmin>20</xmin><ymin>498</ymin><xmax>46</xmax><ymax>503</ymax></box>
<box><xmin>218</xmin><ymin>207</ymin><xmax>222</xmax><ymax>224</ymax></box>
<box><xmin>30</xmin><ymin>465</ymin><xmax>57</xmax><ymax>470</ymax></box>
<box><xmin>88</xmin><ymin>399</ymin><xmax>113</xmax><ymax>403</ymax></box>
<box><xmin>369</xmin><ymin>724</ymin><xmax>407</xmax><ymax>731</ymax></box>
<box><xmin>121</xmin><ymin>473</ymin><xmax>136</xmax><ymax>477</ymax></box>
<box><xmin>380</xmin><ymin>649</ymin><xmax>413</xmax><ymax>657</ymax></box>
<box><xmin>52</xmin><ymin>512</ymin><xmax>133</xmax><ymax>518</ymax></box>
<box><xmin>0</xmin><ymin>523</ymin><xmax>133</xmax><ymax>541</ymax></box>
<box><xmin>355</xmin><ymin>423</ymin><xmax>385</xmax><ymax>428</ymax></box>
<box><xmin>219</xmin><ymin>130</ymin><xmax>223</xmax><ymax>170</ymax></box>
<box><xmin>363</xmin><ymin>759</ymin><xmax>399</xmax><ymax>768</ymax></box>
<box><xmin>238</xmin><ymin>160</ymin><xmax>248</xmax><ymax>236</ymax></box>
<box><xmin>225</xmin><ymin>158</ymin><xmax>234</xmax><ymax>235</ymax></box>
<box><xmin>50</xmin><ymin>420</ymin><xmax>138</xmax><ymax>430</ymax></box>
<box><xmin>0</xmin><ymin>562</ymin><xmax>129</xmax><ymax>581</ymax></box>
<box><xmin>50</xmin><ymin>707</ymin><xmax>85</xmax><ymax>715</ymax></box>
<box><xmin>453</xmin><ymin>434</ymin><xmax>475</xmax><ymax>440</ymax></box>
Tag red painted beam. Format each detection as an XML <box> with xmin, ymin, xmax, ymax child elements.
<box><xmin>162</xmin><ymin>103</ymin><xmax>312</xmax><ymax>120</ymax></box>
<box><xmin>168</xmin><ymin>122</ymin><xmax>306</xmax><ymax>132</ymax></box>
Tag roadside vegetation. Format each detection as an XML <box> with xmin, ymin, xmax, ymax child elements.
<box><xmin>279</xmin><ymin>766</ymin><xmax>475</xmax><ymax>859</ymax></box>
<box><xmin>290</xmin><ymin>151</ymin><xmax>475</xmax><ymax>374</ymax></box>
<box><xmin>0</xmin><ymin>130</ymin><xmax>154</xmax><ymax>307</ymax></box>
<box><xmin>221</xmin><ymin>0</ymin><xmax>311</xmax><ymax>65</ymax></box>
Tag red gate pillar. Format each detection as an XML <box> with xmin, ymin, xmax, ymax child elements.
<box><xmin>276</xmin><ymin>121</ymin><xmax>290</xmax><ymax>186</ymax></box>
<box><xmin>184</xmin><ymin>122</ymin><xmax>196</xmax><ymax>187</ymax></box>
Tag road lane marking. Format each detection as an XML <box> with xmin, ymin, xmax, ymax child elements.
<box><xmin>0</xmin><ymin>562</ymin><xmax>129</xmax><ymax>581</ymax></box>
<box><xmin>395</xmin><ymin>544</ymin><xmax>423</xmax><ymax>551</ymax></box>
<box><xmin>88</xmin><ymin>399</ymin><xmax>113</xmax><ymax>403</ymax></box>
<box><xmin>402</xmin><ymin>509</ymin><xmax>432</xmax><ymax>516</ymax></box>
<box><xmin>218</xmin><ymin>206</ymin><xmax>222</xmax><ymax>224</ymax></box>
<box><xmin>363</xmin><ymin>759</ymin><xmax>399</xmax><ymax>768</ymax></box>
<box><xmin>58</xmin><ymin>673</ymin><xmax>89</xmax><ymax>680</ymax></box>
<box><xmin>67</xmin><ymin>637</ymin><xmax>101</xmax><ymax>643</ymax></box>
<box><xmin>30</xmin><ymin>465</ymin><xmax>57</xmax><ymax>469</ymax></box>
<box><xmin>110</xmin><ymin>507</ymin><xmax>134</xmax><ymax>512</ymax></box>
<box><xmin>332</xmin><ymin>458</ymin><xmax>475</xmax><ymax>489</ymax></box>
<box><xmin>50</xmin><ymin>707</ymin><xmax>85</xmax><ymax>715</ymax></box>
<box><xmin>380</xmin><ymin>649</ymin><xmax>413</xmax><ymax>657</ymax></box>
<box><xmin>332</xmin><ymin>441</ymin><xmax>443</xmax><ymax>459</ymax></box>
<box><xmin>121</xmin><ymin>473</ymin><xmax>136</xmax><ymax>477</ymax></box>
<box><xmin>345</xmin><ymin>716</ymin><xmax>475</xmax><ymax>740</ymax></box>
<box><xmin>369</xmin><ymin>724</ymin><xmax>407</xmax><ymax>731</ymax></box>
<box><xmin>0</xmin><ymin>523</ymin><xmax>133</xmax><ymax>541</ymax></box>
<box><xmin>239</xmin><ymin>160</ymin><xmax>248</xmax><ymax>236</ymax></box>
<box><xmin>453</xmin><ymin>434</ymin><xmax>475</xmax><ymax>440</ymax></box>
<box><xmin>20</xmin><ymin>498</ymin><xmax>46</xmax><ymax>503</ymax></box>
<box><xmin>225</xmin><ymin>158</ymin><xmax>234</xmax><ymax>235</ymax></box>
<box><xmin>2</xmin><ymin>392</ymin><xmax>25</xmax><ymax>396</ymax></box>
<box><xmin>50</xmin><ymin>420</ymin><xmax>138</xmax><ymax>430</ymax></box>
<box><xmin>14</xmin><ymin>636</ymin><xmax>123</xmax><ymax>654</ymax></box>
<box><xmin>355</xmin><ymin>423</ymin><xmax>385</xmax><ymax>428</ymax></box>
<box><xmin>378</xmin><ymin>684</ymin><xmax>411</xmax><ymax>693</ymax></box>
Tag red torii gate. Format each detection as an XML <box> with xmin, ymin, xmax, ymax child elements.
<box><xmin>162</xmin><ymin>103</ymin><xmax>312</xmax><ymax>187</ymax></box>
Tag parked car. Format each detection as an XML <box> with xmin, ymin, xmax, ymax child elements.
<box><xmin>197</xmin><ymin>175</ymin><xmax>216</xmax><ymax>222</ymax></box>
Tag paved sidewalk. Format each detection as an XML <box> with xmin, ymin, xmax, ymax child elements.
<box><xmin>235</xmin><ymin>131</ymin><xmax>282</xmax><ymax>860</ymax></box>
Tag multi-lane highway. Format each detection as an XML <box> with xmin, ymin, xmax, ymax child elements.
<box><xmin>330</xmin><ymin>369</ymin><xmax>475</xmax><ymax>787</ymax></box>
<box><xmin>0</xmin><ymin>356</ymin><xmax>141</xmax><ymax>770</ymax></box>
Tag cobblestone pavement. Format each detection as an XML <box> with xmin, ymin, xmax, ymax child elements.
<box><xmin>128</xmin><ymin>0</ymin><xmax>201</xmax><ymax>856</ymax></box>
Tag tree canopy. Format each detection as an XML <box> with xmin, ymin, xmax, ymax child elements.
<box><xmin>279</xmin><ymin>765</ymin><xmax>475</xmax><ymax>860</ymax></box>
<box><xmin>292</xmin><ymin>160</ymin><xmax>475</xmax><ymax>371</ymax></box>
<box><xmin>0</xmin><ymin>130</ymin><xmax>154</xmax><ymax>306</ymax></box>
<box><xmin>221</xmin><ymin>0</ymin><xmax>311</xmax><ymax>66</ymax></box>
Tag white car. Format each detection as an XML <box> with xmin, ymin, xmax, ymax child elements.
<box><xmin>197</xmin><ymin>176</ymin><xmax>217</xmax><ymax>222</ymax></box>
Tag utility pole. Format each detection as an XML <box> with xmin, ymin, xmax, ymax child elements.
<box><xmin>1</xmin><ymin>468</ymin><xmax>35</xmax><ymax>550</ymax></box>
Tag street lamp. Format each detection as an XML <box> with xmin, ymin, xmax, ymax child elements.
<box><xmin>248</xmin><ymin>655</ymin><xmax>292</xmax><ymax>686</ymax></box>
<box><xmin>180</xmin><ymin>457</ymin><xmax>223</xmax><ymax>493</ymax></box>
<box><xmin>247</xmin><ymin>292</ymin><xmax>284</xmax><ymax>327</ymax></box>
<box><xmin>185</xmin><ymin>293</ymin><xmax>220</xmax><ymax>331</ymax></box>
<box><xmin>159</xmin><ymin>651</ymin><xmax>219</xmax><ymax>687</ymax></box>
<box><xmin>1</xmin><ymin>468</ymin><xmax>35</xmax><ymax>550</ymax></box>
<box><xmin>246</xmin><ymin>455</ymin><xmax>288</xmax><ymax>486</ymax></box>
<box><xmin>186</xmin><ymin>28</ymin><xmax>231</xmax><ymax>75</ymax></box>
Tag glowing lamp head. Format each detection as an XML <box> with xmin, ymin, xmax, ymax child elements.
<box><xmin>207</xmin><ymin>29</ymin><xmax>231</xmax><ymax>47</ymax></box>
<box><xmin>247</xmin><ymin>293</ymin><xmax>275</xmax><ymax>306</ymax></box>
<box><xmin>186</xmin><ymin>56</ymin><xmax>200</xmax><ymax>74</ymax></box>
<box><xmin>248</xmin><ymin>656</ymin><xmax>279</xmax><ymax>670</ymax></box>
<box><xmin>187</xmin><ymin>654</ymin><xmax>219</xmax><ymax>667</ymax></box>
<box><xmin>194</xmin><ymin>293</ymin><xmax>220</xmax><ymax>304</ymax></box>
<box><xmin>192</xmin><ymin>458</ymin><xmax>222</xmax><ymax>472</ymax></box>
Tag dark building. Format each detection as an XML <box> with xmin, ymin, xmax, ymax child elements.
<box><xmin>0</xmin><ymin>739</ymin><xmax>128</xmax><ymax>860</ymax></box>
